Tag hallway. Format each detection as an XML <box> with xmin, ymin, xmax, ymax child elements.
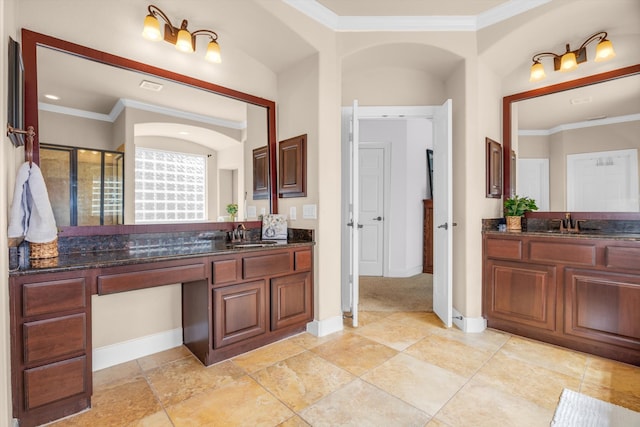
<box><xmin>49</xmin><ymin>311</ymin><xmax>640</xmax><ymax>426</ymax></box>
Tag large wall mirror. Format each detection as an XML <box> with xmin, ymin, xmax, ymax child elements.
<box><xmin>22</xmin><ymin>29</ymin><xmax>278</xmax><ymax>228</ymax></box>
<box><xmin>503</xmin><ymin>64</ymin><xmax>640</xmax><ymax>218</ymax></box>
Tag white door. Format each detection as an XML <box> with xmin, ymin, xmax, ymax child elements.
<box><xmin>347</xmin><ymin>100</ymin><xmax>361</xmax><ymax>327</ymax></box>
<box><xmin>359</xmin><ymin>144</ymin><xmax>385</xmax><ymax>276</ymax></box>
<box><xmin>432</xmin><ymin>100</ymin><xmax>453</xmax><ymax>328</ymax></box>
<box><xmin>518</xmin><ymin>159</ymin><xmax>549</xmax><ymax>211</ymax></box>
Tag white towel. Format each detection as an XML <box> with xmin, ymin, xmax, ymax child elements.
<box><xmin>8</xmin><ymin>162</ymin><xmax>57</xmax><ymax>243</ymax></box>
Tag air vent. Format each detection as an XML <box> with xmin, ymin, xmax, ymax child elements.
<box><xmin>570</xmin><ymin>96</ymin><xmax>592</xmax><ymax>105</ymax></box>
<box><xmin>139</xmin><ymin>80</ymin><xmax>163</xmax><ymax>91</ymax></box>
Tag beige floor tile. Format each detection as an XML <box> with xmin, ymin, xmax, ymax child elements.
<box><xmin>277</xmin><ymin>415</ymin><xmax>311</xmax><ymax>426</ymax></box>
<box><xmin>166</xmin><ymin>376</ymin><xmax>294</xmax><ymax>426</ymax></box>
<box><xmin>289</xmin><ymin>330</ymin><xmax>347</xmax><ymax>350</ymax></box>
<box><xmin>310</xmin><ymin>332</ymin><xmax>398</xmax><ymax>376</ymax></box>
<box><xmin>498</xmin><ymin>336</ymin><xmax>588</xmax><ymax>378</ymax></box>
<box><xmin>437</xmin><ymin>381</ymin><xmax>554</xmax><ymax>427</ymax></box>
<box><xmin>425</xmin><ymin>418</ymin><xmax>453</xmax><ymax>427</ymax></box>
<box><xmin>50</xmin><ymin>378</ymin><xmax>162</xmax><ymax>427</ymax></box>
<box><xmin>146</xmin><ymin>357</ymin><xmax>246</xmax><ymax>406</ymax></box>
<box><xmin>580</xmin><ymin>381</ymin><xmax>640</xmax><ymax>412</ymax></box>
<box><xmin>299</xmin><ymin>378</ymin><xmax>430</xmax><ymax>426</ymax></box>
<box><xmin>126</xmin><ymin>410</ymin><xmax>173</xmax><ymax>427</ymax></box>
<box><xmin>253</xmin><ymin>351</ymin><xmax>355</xmax><ymax>411</ymax></box>
<box><xmin>404</xmin><ymin>334</ymin><xmax>493</xmax><ymax>378</ymax></box>
<box><xmin>232</xmin><ymin>339</ymin><xmax>306</xmax><ymax>373</ymax></box>
<box><xmin>353</xmin><ymin>316</ymin><xmax>430</xmax><ymax>351</ymax></box>
<box><xmin>583</xmin><ymin>356</ymin><xmax>640</xmax><ymax>397</ymax></box>
<box><xmin>473</xmin><ymin>351</ymin><xmax>580</xmax><ymax>409</ymax></box>
<box><xmin>344</xmin><ymin>311</ymin><xmax>391</xmax><ymax>328</ymax></box>
<box><xmin>385</xmin><ymin>311</ymin><xmax>449</xmax><ymax>332</ymax></box>
<box><xmin>362</xmin><ymin>353</ymin><xmax>467</xmax><ymax>416</ymax></box>
<box><xmin>93</xmin><ymin>360</ymin><xmax>143</xmax><ymax>389</ymax></box>
<box><xmin>137</xmin><ymin>345</ymin><xmax>194</xmax><ymax>371</ymax></box>
<box><xmin>432</xmin><ymin>326</ymin><xmax>511</xmax><ymax>353</ymax></box>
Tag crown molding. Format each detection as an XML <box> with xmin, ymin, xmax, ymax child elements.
<box><xmin>518</xmin><ymin>113</ymin><xmax>640</xmax><ymax>136</ymax></box>
<box><xmin>39</xmin><ymin>99</ymin><xmax>247</xmax><ymax>130</ymax></box>
<box><xmin>283</xmin><ymin>0</ymin><xmax>551</xmax><ymax>32</ymax></box>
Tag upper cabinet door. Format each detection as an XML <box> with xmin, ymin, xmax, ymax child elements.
<box><xmin>278</xmin><ymin>134</ymin><xmax>307</xmax><ymax>198</ymax></box>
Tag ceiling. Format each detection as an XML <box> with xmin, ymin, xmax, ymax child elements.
<box><xmin>316</xmin><ymin>0</ymin><xmax>509</xmax><ymax>16</ymax></box>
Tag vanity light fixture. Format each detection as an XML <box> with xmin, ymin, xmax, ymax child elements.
<box><xmin>142</xmin><ymin>4</ymin><xmax>221</xmax><ymax>63</ymax></box>
<box><xmin>529</xmin><ymin>32</ymin><xmax>615</xmax><ymax>82</ymax></box>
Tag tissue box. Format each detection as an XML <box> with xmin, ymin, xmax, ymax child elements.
<box><xmin>262</xmin><ymin>214</ymin><xmax>287</xmax><ymax>240</ymax></box>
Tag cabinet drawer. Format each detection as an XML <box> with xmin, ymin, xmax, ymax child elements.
<box><xmin>606</xmin><ymin>246</ymin><xmax>640</xmax><ymax>271</ymax></box>
<box><xmin>212</xmin><ymin>259</ymin><xmax>239</xmax><ymax>285</ymax></box>
<box><xmin>23</xmin><ymin>356</ymin><xmax>87</xmax><ymax>410</ymax></box>
<box><xmin>98</xmin><ymin>263</ymin><xmax>206</xmax><ymax>295</ymax></box>
<box><xmin>485</xmin><ymin>238</ymin><xmax>522</xmax><ymax>260</ymax></box>
<box><xmin>23</xmin><ymin>278</ymin><xmax>86</xmax><ymax>318</ymax></box>
<box><xmin>243</xmin><ymin>253</ymin><xmax>290</xmax><ymax>279</ymax></box>
<box><xmin>529</xmin><ymin>241</ymin><xmax>595</xmax><ymax>266</ymax></box>
<box><xmin>294</xmin><ymin>250</ymin><xmax>312</xmax><ymax>271</ymax></box>
<box><xmin>24</xmin><ymin>314</ymin><xmax>86</xmax><ymax>365</ymax></box>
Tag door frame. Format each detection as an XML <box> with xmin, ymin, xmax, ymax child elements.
<box><xmin>358</xmin><ymin>141</ymin><xmax>391</xmax><ymax>277</ymax></box>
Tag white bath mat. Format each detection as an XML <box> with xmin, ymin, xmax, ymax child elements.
<box><xmin>551</xmin><ymin>389</ymin><xmax>640</xmax><ymax>427</ymax></box>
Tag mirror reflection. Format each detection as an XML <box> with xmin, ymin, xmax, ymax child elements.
<box><xmin>36</xmin><ymin>45</ymin><xmax>270</xmax><ymax>225</ymax></box>
<box><xmin>513</xmin><ymin>73</ymin><xmax>640</xmax><ymax>212</ymax></box>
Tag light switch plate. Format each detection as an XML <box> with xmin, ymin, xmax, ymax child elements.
<box><xmin>289</xmin><ymin>206</ymin><xmax>297</xmax><ymax>220</ymax></box>
<box><xmin>303</xmin><ymin>204</ymin><xmax>317</xmax><ymax>219</ymax></box>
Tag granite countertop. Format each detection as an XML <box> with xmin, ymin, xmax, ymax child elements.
<box><xmin>10</xmin><ymin>239</ymin><xmax>314</xmax><ymax>276</ymax></box>
<box><xmin>483</xmin><ymin>229</ymin><xmax>640</xmax><ymax>241</ymax></box>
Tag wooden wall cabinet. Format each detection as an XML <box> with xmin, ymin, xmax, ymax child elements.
<box><xmin>252</xmin><ymin>146</ymin><xmax>269</xmax><ymax>200</ymax></box>
<box><xmin>278</xmin><ymin>134</ymin><xmax>307</xmax><ymax>198</ymax></box>
<box><xmin>486</xmin><ymin>138</ymin><xmax>502</xmax><ymax>198</ymax></box>
<box><xmin>483</xmin><ymin>233</ymin><xmax>640</xmax><ymax>365</ymax></box>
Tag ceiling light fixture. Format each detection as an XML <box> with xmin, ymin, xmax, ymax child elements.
<box><xmin>142</xmin><ymin>4</ymin><xmax>221</xmax><ymax>63</ymax></box>
<box><xmin>529</xmin><ymin>32</ymin><xmax>615</xmax><ymax>82</ymax></box>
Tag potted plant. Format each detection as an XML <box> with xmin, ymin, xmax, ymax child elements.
<box><xmin>503</xmin><ymin>195</ymin><xmax>538</xmax><ymax>231</ymax></box>
<box><xmin>226</xmin><ymin>203</ymin><xmax>238</xmax><ymax>221</ymax></box>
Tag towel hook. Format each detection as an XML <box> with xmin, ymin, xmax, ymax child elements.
<box><xmin>6</xmin><ymin>124</ymin><xmax>36</xmax><ymax>166</ymax></box>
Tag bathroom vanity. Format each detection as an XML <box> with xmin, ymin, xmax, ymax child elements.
<box><xmin>9</xmin><ymin>226</ymin><xmax>314</xmax><ymax>426</ymax></box>
<box><xmin>483</xmin><ymin>229</ymin><xmax>640</xmax><ymax>365</ymax></box>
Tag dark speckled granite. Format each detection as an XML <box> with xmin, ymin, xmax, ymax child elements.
<box><xmin>10</xmin><ymin>227</ymin><xmax>314</xmax><ymax>275</ymax></box>
<box><xmin>482</xmin><ymin>217</ymin><xmax>640</xmax><ymax>240</ymax></box>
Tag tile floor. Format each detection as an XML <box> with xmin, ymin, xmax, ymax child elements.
<box><xmin>49</xmin><ymin>311</ymin><xmax>640</xmax><ymax>426</ymax></box>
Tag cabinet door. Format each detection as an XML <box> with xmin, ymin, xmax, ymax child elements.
<box><xmin>271</xmin><ymin>272</ymin><xmax>312</xmax><ymax>330</ymax></box>
<box><xmin>484</xmin><ymin>260</ymin><xmax>557</xmax><ymax>331</ymax></box>
<box><xmin>565</xmin><ymin>268</ymin><xmax>640</xmax><ymax>350</ymax></box>
<box><xmin>213</xmin><ymin>280</ymin><xmax>266</xmax><ymax>348</ymax></box>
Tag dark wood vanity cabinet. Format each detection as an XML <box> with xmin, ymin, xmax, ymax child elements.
<box><xmin>9</xmin><ymin>272</ymin><xmax>92</xmax><ymax>427</ymax></box>
<box><xmin>483</xmin><ymin>233</ymin><xmax>640</xmax><ymax>365</ymax></box>
<box><xmin>184</xmin><ymin>246</ymin><xmax>314</xmax><ymax>365</ymax></box>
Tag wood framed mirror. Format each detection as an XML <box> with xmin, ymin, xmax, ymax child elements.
<box><xmin>21</xmin><ymin>28</ymin><xmax>278</xmax><ymax>227</ymax></box>
<box><xmin>502</xmin><ymin>63</ymin><xmax>640</xmax><ymax>219</ymax></box>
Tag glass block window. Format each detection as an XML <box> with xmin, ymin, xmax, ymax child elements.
<box><xmin>135</xmin><ymin>147</ymin><xmax>206</xmax><ymax>223</ymax></box>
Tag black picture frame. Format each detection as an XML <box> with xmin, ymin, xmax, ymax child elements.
<box><xmin>7</xmin><ymin>37</ymin><xmax>25</xmax><ymax>147</ymax></box>
<box><xmin>426</xmin><ymin>149</ymin><xmax>434</xmax><ymax>199</ymax></box>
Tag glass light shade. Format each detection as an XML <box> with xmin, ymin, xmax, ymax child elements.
<box><xmin>529</xmin><ymin>61</ymin><xmax>546</xmax><ymax>82</ymax></box>
<box><xmin>595</xmin><ymin>39</ymin><xmax>616</xmax><ymax>61</ymax></box>
<box><xmin>175</xmin><ymin>29</ymin><xmax>194</xmax><ymax>53</ymax></box>
<box><xmin>142</xmin><ymin>14</ymin><xmax>162</xmax><ymax>41</ymax></box>
<box><xmin>205</xmin><ymin>40</ymin><xmax>222</xmax><ymax>63</ymax></box>
<box><xmin>560</xmin><ymin>51</ymin><xmax>578</xmax><ymax>72</ymax></box>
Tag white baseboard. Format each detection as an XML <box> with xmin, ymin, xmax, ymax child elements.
<box><xmin>306</xmin><ymin>316</ymin><xmax>343</xmax><ymax>337</ymax></box>
<box><xmin>93</xmin><ymin>328</ymin><xmax>183</xmax><ymax>371</ymax></box>
<box><xmin>452</xmin><ymin>307</ymin><xmax>487</xmax><ymax>333</ymax></box>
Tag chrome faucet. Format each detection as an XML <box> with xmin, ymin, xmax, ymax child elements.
<box><xmin>560</xmin><ymin>212</ymin><xmax>581</xmax><ymax>233</ymax></box>
<box><xmin>231</xmin><ymin>223</ymin><xmax>246</xmax><ymax>242</ymax></box>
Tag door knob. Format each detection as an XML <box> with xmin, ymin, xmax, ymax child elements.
<box><xmin>437</xmin><ymin>222</ymin><xmax>458</xmax><ymax>230</ymax></box>
<box><xmin>373</xmin><ymin>216</ymin><xmax>382</xmax><ymax>221</ymax></box>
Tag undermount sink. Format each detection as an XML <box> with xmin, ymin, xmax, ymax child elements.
<box><xmin>227</xmin><ymin>240</ymin><xmax>280</xmax><ymax>248</ymax></box>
